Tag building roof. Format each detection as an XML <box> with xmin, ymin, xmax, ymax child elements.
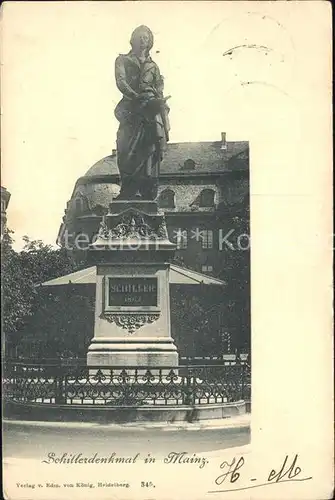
<box><xmin>40</xmin><ymin>264</ymin><xmax>226</xmax><ymax>287</ymax></box>
<box><xmin>84</xmin><ymin>155</ymin><xmax>118</xmax><ymax>177</ymax></box>
<box><xmin>57</xmin><ymin>137</ymin><xmax>249</xmax><ymax>244</ymax></box>
<box><xmin>82</xmin><ymin>141</ymin><xmax>249</xmax><ymax>180</ymax></box>
<box><xmin>160</xmin><ymin>141</ymin><xmax>248</xmax><ymax>174</ymax></box>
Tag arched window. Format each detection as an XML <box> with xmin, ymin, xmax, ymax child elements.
<box><xmin>159</xmin><ymin>189</ymin><xmax>175</xmax><ymax>209</ymax></box>
<box><xmin>92</xmin><ymin>205</ymin><xmax>106</xmax><ymax>216</ymax></box>
<box><xmin>74</xmin><ymin>198</ymin><xmax>83</xmax><ymax>213</ymax></box>
<box><xmin>182</xmin><ymin>159</ymin><xmax>195</xmax><ymax>170</ymax></box>
<box><xmin>199</xmin><ymin>189</ymin><xmax>215</xmax><ymax>208</ymax></box>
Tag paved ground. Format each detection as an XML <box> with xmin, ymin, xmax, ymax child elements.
<box><xmin>3</xmin><ymin>415</ymin><xmax>250</xmax><ymax>461</ymax></box>
<box><xmin>3</xmin><ymin>416</ymin><xmax>251</xmax><ymax>500</ymax></box>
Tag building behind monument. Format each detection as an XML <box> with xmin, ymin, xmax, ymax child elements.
<box><xmin>55</xmin><ymin>133</ymin><xmax>250</xmax><ymax>356</ymax></box>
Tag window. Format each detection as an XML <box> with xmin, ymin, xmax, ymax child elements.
<box><xmin>182</xmin><ymin>159</ymin><xmax>195</xmax><ymax>170</ymax></box>
<box><xmin>74</xmin><ymin>197</ymin><xmax>84</xmax><ymax>213</ymax></box>
<box><xmin>201</xmin><ymin>229</ymin><xmax>213</xmax><ymax>249</ymax></box>
<box><xmin>92</xmin><ymin>205</ymin><xmax>106</xmax><ymax>216</ymax></box>
<box><xmin>201</xmin><ymin>265</ymin><xmax>213</xmax><ymax>273</ymax></box>
<box><xmin>175</xmin><ymin>229</ymin><xmax>187</xmax><ymax>249</ymax></box>
<box><xmin>199</xmin><ymin>189</ymin><xmax>215</xmax><ymax>208</ymax></box>
<box><xmin>159</xmin><ymin>189</ymin><xmax>175</xmax><ymax>209</ymax></box>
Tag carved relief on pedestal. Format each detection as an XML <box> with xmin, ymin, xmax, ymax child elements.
<box><xmin>97</xmin><ymin>210</ymin><xmax>170</xmax><ymax>242</ymax></box>
<box><xmin>101</xmin><ymin>312</ymin><xmax>160</xmax><ymax>334</ymax></box>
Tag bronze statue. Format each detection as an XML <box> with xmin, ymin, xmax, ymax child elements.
<box><xmin>114</xmin><ymin>26</ymin><xmax>170</xmax><ymax>200</ymax></box>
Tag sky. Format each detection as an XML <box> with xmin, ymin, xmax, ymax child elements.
<box><xmin>1</xmin><ymin>1</ymin><xmax>330</xmax><ymax>249</ymax></box>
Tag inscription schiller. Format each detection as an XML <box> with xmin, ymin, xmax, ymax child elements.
<box><xmin>108</xmin><ymin>277</ymin><xmax>158</xmax><ymax>306</ymax></box>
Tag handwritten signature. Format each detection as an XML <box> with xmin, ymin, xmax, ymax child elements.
<box><xmin>209</xmin><ymin>454</ymin><xmax>312</xmax><ymax>493</ymax></box>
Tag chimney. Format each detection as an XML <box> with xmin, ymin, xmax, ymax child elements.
<box><xmin>220</xmin><ymin>132</ymin><xmax>227</xmax><ymax>150</ymax></box>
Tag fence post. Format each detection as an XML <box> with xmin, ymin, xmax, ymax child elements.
<box><xmin>183</xmin><ymin>368</ymin><xmax>195</xmax><ymax>405</ymax></box>
<box><xmin>241</xmin><ymin>362</ymin><xmax>245</xmax><ymax>400</ymax></box>
<box><xmin>54</xmin><ymin>365</ymin><xmax>66</xmax><ymax>404</ymax></box>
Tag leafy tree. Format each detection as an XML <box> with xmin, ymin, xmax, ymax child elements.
<box><xmin>216</xmin><ymin>199</ymin><xmax>250</xmax><ymax>350</ymax></box>
<box><xmin>19</xmin><ymin>235</ymin><xmax>80</xmax><ymax>285</ymax></box>
<box><xmin>1</xmin><ymin>230</ymin><xmax>84</xmax><ymax>357</ymax></box>
<box><xmin>1</xmin><ymin>230</ymin><xmax>34</xmax><ymax>347</ymax></box>
<box><xmin>169</xmin><ymin>198</ymin><xmax>250</xmax><ymax>355</ymax></box>
<box><xmin>170</xmin><ymin>284</ymin><xmax>228</xmax><ymax>356</ymax></box>
<box><xmin>18</xmin><ymin>285</ymin><xmax>95</xmax><ymax>359</ymax></box>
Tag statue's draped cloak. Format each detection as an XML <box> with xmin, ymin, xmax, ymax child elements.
<box><xmin>114</xmin><ymin>51</ymin><xmax>170</xmax><ymax>199</ymax></box>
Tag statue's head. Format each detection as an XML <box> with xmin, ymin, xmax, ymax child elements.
<box><xmin>130</xmin><ymin>25</ymin><xmax>154</xmax><ymax>54</ymax></box>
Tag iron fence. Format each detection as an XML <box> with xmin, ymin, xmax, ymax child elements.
<box><xmin>3</xmin><ymin>359</ymin><xmax>251</xmax><ymax>407</ymax></box>
<box><xmin>5</xmin><ymin>353</ymin><xmax>251</xmax><ymax>366</ymax></box>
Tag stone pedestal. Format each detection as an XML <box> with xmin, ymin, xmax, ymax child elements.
<box><xmin>87</xmin><ymin>200</ymin><xmax>178</xmax><ymax>368</ymax></box>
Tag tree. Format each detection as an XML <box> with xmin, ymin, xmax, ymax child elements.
<box><xmin>216</xmin><ymin>199</ymin><xmax>250</xmax><ymax>350</ymax></box>
<box><xmin>1</xmin><ymin>230</ymin><xmax>33</xmax><ymax>348</ymax></box>
<box><xmin>169</xmin><ymin>200</ymin><xmax>251</xmax><ymax>355</ymax></box>
<box><xmin>170</xmin><ymin>284</ymin><xmax>228</xmax><ymax>356</ymax></box>
<box><xmin>19</xmin><ymin>235</ymin><xmax>79</xmax><ymax>285</ymax></box>
<box><xmin>1</xmin><ymin>230</ymin><xmax>83</xmax><ymax>356</ymax></box>
<box><xmin>18</xmin><ymin>285</ymin><xmax>95</xmax><ymax>359</ymax></box>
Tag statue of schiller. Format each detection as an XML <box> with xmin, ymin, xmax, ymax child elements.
<box><xmin>114</xmin><ymin>25</ymin><xmax>170</xmax><ymax>200</ymax></box>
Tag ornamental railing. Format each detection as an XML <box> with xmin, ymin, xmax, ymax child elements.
<box><xmin>5</xmin><ymin>353</ymin><xmax>251</xmax><ymax>366</ymax></box>
<box><xmin>3</xmin><ymin>359</ymin><xmax>251</xmax><ymax>407</ymax></box>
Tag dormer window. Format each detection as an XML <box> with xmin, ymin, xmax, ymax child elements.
<box><xmin>74</xmin><ymin>197</ymin><xmax>84</xmax><ymax>213</ymax></box>
<box><xmin>182</xmin><ymin>159</ymin><xmax>195</xmax><ymax>170</ymax></box>
<box><xmin>199</xmin><ymin>189</ymin><xmax>215</xmax><ymax>208</ymax></box>
<box><xmin>159</xmin><ymin>189</ymin><xmax>175</xmax><ymax>209</ymax></box>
